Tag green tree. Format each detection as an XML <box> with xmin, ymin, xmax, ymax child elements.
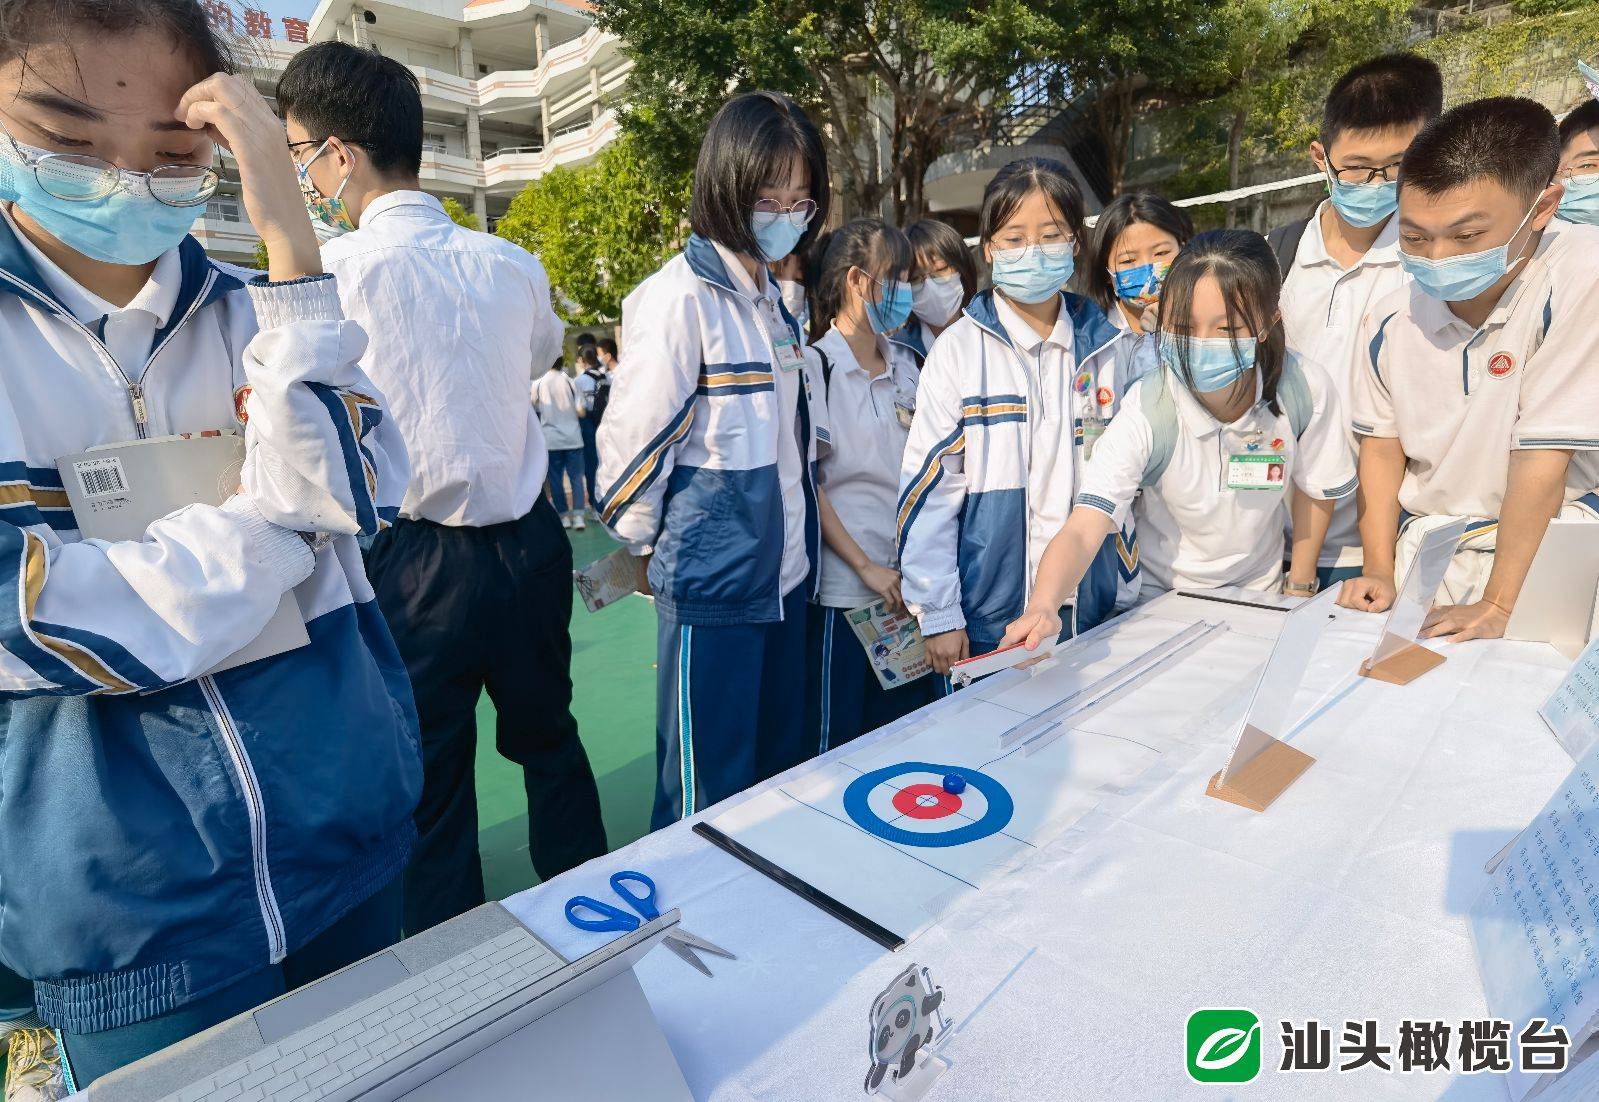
<box><xmin>440</xmin><ymin>197</ymin><xmax>480</xmax><ymax>230</ymax></box>
<box><xmin>252</xmin><ymin>239</ymin><xmax>270</xmax><ymax>270</ymax></box>
<box><xmin>596</xmin><ymin>0</ymin><xmax>1078</xmax><ymax>220</ymax></box>
<box><xmin>495</xmin><ymin>135</ymin><xmax>691</xmax><ymax>324</ymax></box>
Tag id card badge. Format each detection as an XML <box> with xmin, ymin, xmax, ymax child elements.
<box><xmin>1225</xmin><ymin>453</ymin><xmax>1287</xmax><ymax>491</ymax></box>
<box><xmin>1080</xmin><ymin>413</ymin><xmax>1107</xmax><ymax>460</ymax></box>
<box><xmin>762</xmin><ymin>299</ymin><xmax>805</xmax><ymax>371</ymax></box>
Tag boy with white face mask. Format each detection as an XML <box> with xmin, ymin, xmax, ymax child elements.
<box><xmin>1337</xmin><ymin>97</ymin><xmax>1599</xmax><ymax>642</ymax></box>
<box><xmin>1276</xmin><ymin>53</ymin><xmax>1443</xmax><ymax>591</ymax></box>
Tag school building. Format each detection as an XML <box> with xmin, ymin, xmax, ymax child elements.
<box><xmin>192</xmin><ymin>0</ymin><xmax>629</xmax><ymax>263</ymax></box>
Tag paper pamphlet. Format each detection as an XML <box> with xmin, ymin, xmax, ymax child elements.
<box><xmin>574</xmin><ymin>546</ymin><xmax>644</xmax><ymax>613</ymax></box>
<box><xmin>1469</xmin><ymin>741</ymin><xmax>1599</xmax><ymax>1100</ymax></box>
<box><xmin>845</xmin><ymin>600</ymin><xmax>931</xmax><ymax>689</ymax></box>
<box><xmin>1541</xmin><ymin>636</ymin><xmax>1599</xmax><ymax>761</ymax></box>
<box><xmin>58</xmin><ymin>432</ymin><xmax>308</xmax><ymax>677</ymax></box>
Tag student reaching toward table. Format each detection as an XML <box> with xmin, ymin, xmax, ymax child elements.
<box><xmin>1002</xmin><ymin>230</ymin><xmax>1356</xmax><ymax>650</ymax></box>
<box><xmin>804</xmin><ymin>218</ymin><xmax>939</xmax><ymax>752</ymax></box>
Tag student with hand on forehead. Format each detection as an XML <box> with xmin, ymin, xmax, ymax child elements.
<box><xmin>1337</xmin><ymin>97</ymin><xmax>1599</xmax><ymax>641</ymax></box>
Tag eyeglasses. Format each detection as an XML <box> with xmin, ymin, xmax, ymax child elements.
<box><xmin>989</xmin><ymin>240</ymin><xmax>1074</xmax><ymax>265</ymax></box>
<box><xmin>1561</xmin><ymin>162</ymin><xmax>1599</xmax><ymax>181</ymax></box>
<box><xmin>0</xmin><ymin>119</ymin><xmax>218</xmax><ymax>208</ymax></box>
<box><xmin>752</xmin><ymin>198</ymin><xmax>817</xmax><ymax>228</ymax></box>
<box><xmin>852</xmin><ymin>265</ymin><xmax>904</xmax><ymax>301</ymax></box>
<box><xmin>1326</xmin><ymin>158</ymin><xmax>1402</xmax><ymax>186</ymax></box>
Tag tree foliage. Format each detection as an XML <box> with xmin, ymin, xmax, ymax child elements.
<box><xmin>252</xmin><ymin>239</ymin><xmax>270</xmax><ymax>270</ymax></box>
<box><xmin>495</xmin><ymin>135</ymin><xmax>691</xmax><ymax>324</ymax></box>
<box><xmin>440</xmin><ymin>197</ymin><xmax>480</xmax><ymax>230</ymax></box>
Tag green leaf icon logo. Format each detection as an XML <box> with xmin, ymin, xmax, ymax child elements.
<box><xmin>1196</xmin><ymin>1023</ymin><xmax>1259</xmax><ymax>1070</ymax></box>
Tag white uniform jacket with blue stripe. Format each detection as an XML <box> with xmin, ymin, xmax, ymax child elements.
<box><xmin>897</xmin><ymin>289</ymin><xmax>1146</xmax><ymax>646</ymax></box>
<box><xmin>0</xmin><ymin>227</ymin><xmax>421</xmax><ymax>1035</ymax></box>
<box><xmin>597</xmin><ymin>234</ymin><xmax>820</xmax><ymax>627</ymax></box>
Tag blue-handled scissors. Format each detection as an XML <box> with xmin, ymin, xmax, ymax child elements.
<box><xmin>564</xmin><ymin>870</ymin><xmax>736</xmax><ymax>978</ymax></box>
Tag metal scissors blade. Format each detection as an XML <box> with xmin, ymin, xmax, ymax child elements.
<box><xmin>670</xmin><ymin>927</ymin><xmax>735</xmax><ymax>961</ymax></box>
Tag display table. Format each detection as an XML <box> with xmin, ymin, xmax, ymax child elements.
<box><xmin>503</xmin><ymin>592</ymin><xmax>1582</xmax><ymax>1100</ymax></box>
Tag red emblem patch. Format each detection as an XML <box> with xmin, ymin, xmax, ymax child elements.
<box><xmin>1271</xmin><ymin>437</ymin><xmax>1285</xmax><ymax>450</ymax></box>
<box><xmin>1096</xmin><ymin>386</ymin><xmax>1113</xmax><ymax>407</ymax></box>
<box><xmin>1487</xmin><ymin>352</ymin><xmax>1516</xmax><ymax>379</ymax></box>
<box><xmin>233</xmin><ymin>383</ymin><xmax>253</xmax><ymax>425</ymax></box>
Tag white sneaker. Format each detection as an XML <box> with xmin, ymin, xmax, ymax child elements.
<box><xmin>571</xmin><ymin>513</ymin><xmax>587</xmax><ymax>530</ymax></box>
<box><xmin>560</xmin><ymin>513</ymin><xmax>573</xmax><ymax>529</ymax></box>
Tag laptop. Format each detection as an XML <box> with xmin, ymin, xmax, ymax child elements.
<box><xmin>87</xmin><ymin>902</ymin><xmax>692</xmax><ymax>1102</ymax></box>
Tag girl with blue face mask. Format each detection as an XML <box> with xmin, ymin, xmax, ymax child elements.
<box><xmin>898</xmin><ymin>158</ymin><xmax>1146</xmax><ymax>684</ymax></box>
<box><xmin>1004</xmin><ymin>231</ymin><xmax>1358</xmax><ymax>648</ymax></box>
<box><xmin>596</xmin><ymin>91</ymin><xmax>833</xmax><ymax>827</ymax></box>
<box><xmin>0</xmin><ymin>0</ymin><xmax>419</xmax><ymax>1084</ymax></box>
<box><xmin>802</xmin><ymin>219</ymin><xmax>937</xmax><ymax>749</ymax></box>
<box><xmin>1084</xmin><ymin>192</ymin><xmax>1194</xmax><ymax>335</ymax></box>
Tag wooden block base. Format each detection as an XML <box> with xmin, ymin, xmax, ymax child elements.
<box><xmin>1206</xmin><ymin>738</ymin><xmax>1315</xmax><ymax>813</ymax></box>
<box><xmin>1360</xmin><ymin>642</ymin><xmax>1445</xmax><ymax>686</ymax></box>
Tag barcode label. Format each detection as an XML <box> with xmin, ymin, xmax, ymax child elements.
<box><xmin>74</xmin><ymin>457</ymin><xmax>128</xmax><ymax>499</ymax></box>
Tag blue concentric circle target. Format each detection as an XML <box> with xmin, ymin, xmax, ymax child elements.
<box><xmin>843</xmin><ymin>761</ymin><xmax>1014</xmax><ymax>848</ymax></box>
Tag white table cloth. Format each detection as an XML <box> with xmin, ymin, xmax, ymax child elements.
<box><xmin>504</xmin><ymin>592</ymin><xmax>1580</xmax><ymax>1100</ymax></box>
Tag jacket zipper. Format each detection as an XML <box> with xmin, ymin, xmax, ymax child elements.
<box><xmin>198</xmin><ymin>674</ymin><xmax>288</xmax><ymax>962</ymax></box>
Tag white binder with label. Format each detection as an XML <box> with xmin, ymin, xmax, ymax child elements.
<box><xmin>58</xmin><ymin>432</ymin><xmax>309</xmax><ymax>677</ymax></box>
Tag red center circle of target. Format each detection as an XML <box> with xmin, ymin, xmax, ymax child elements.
<box><xmin>892</xmin><ymin>783</ymin><xmax>963</xmax><ymax>820</ymax></box>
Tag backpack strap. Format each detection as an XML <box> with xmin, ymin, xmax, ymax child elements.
<box><xmin>1277</xmin><ymin>356</ymin><xmax>1313</xmax><ymax>439</ymax></box>
<box><xmin>815</xmin><ymin>346</ymin><xmax>833</xmax><ymax>395</ymax></box>
<box><xmin>1266</xmin><ymin>217</ymin><xmax>1310</xmax><ymax>279</ymax></box>
<box><xmin>1138</xmin><ymin>370</ymin><xmax>1179</xmax><ymax>488</ymax></box>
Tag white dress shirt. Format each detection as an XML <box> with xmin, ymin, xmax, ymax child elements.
<box><xmin>322</xmin><ymin>190</ymin><xmax>564</xmax><ymax>527</ymax></box>
<box><xmin>532</xmin><ymin>369</ymin><xmax>584</xmax><ymax>451</ymax></box>
<box><xmin>7</xmin><ymin>206</ymin><xmax>181</xmax><ymax>380</ymax></box>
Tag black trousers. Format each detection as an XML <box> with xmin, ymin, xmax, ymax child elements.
<box><xmin>365</xmin><ymin>496</ymin><xmax>607</xmax><ymax>935</ymax></box>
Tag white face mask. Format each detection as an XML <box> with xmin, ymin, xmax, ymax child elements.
<box><xmin>777</xmin><ymin>279</ymin><xmax>808</xmax><ymax>323</ymax></box>
<box><xmin>911</xmin><ymin>273</ymin><xmax>964</xmax><ymax>327</ymax></box>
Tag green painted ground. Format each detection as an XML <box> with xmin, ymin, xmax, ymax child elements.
<box><xmin>476</xmin><ymin>521</ymin><xmax>659</xmax><ymax>900</ymax></box>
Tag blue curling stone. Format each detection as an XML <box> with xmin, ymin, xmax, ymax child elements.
<box><xmin>942</xmin><ymin>773</ymin><xmax>966</xmax><ymax>795</ymax></box>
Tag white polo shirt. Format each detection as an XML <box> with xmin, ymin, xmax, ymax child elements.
<box><xmin>1280</xmin><ymin>202</ymin><xmax>1406</xmax><ymax>569</ymax></box>
<box><xmin>1350</xmin><ymin>220</ymin><xmax>1599</xmax><ymax>521</ymax></box>
<box><xmin>808</xmin><ymin>327</ymin><xmax>919</xmax><ymax>607</ymax></box>
<box><xmin>1074</xmin><ymin>359</ymin><xmax>1356</xmax><ymax>597</ymax></box>
<box><xmin>713</xmin><ymin>241</ymin><xmax>810</xmax><ymax>598</ymax></box>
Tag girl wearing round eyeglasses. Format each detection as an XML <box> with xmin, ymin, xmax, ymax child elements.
<box><xmin>898</xmin><ymin>157</ymin><xmax>1145</xmax><ymax>686</ymax></box>
<box><xmin>0</xmin><ymin>0</ymin><xmax>419</xmax><ymax>1083</ymax></box>
<box><xmin>596</xmin><ymin>91</ymin><xmax>830</xmax><ymax>828</ymax></box>
<box><xmin>802</xmin><ymin>218</ymin><xmax>938</xmax><ymax>751</ymax></box>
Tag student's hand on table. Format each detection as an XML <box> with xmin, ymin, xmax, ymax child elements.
<box><xmin>1421</xmin><ymin>599</ymin><xmax>1510</xmax><ymax>642</ymax></box>
<box><xmin>1000</xmin><ymin>607</ymin><xmax>1061</xmax><ymax>652</ymax></box>
<box><xmin>176</xmin><ymin>73</ymin><xmax>322</xmax><ymax>282</ymax></box>
<box><xmin>859</xmin><ymin>563</ymin><xmax>905</xmax><ymax>615</ymax></box>
<box><xmin>1337</xmin><ymin>574</ymin><xmax>1396</xmax><ymax>613</ymax></box>
<box><xmin>924</xmin><ymin>629</ymin><xmax>969</xmax><ymax>677</ymax></box>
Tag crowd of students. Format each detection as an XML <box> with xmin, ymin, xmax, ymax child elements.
<box><xmin>0</xmin><ymin>0</ymin><xmax>1596</xmax><ymax>1087</ymax></box>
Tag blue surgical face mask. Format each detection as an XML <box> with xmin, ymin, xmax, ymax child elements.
<box><xmin>990</xmin><ymin>242</ymin><xmax>1074</xmax><ymax>305</ymax></box>
<box><xmin>1558</xmin><ymin>174</ymin><xmax>1599</xmax><ymax>226</ymax></box>
<box><xmin>751</xmin><ymin>207</ymin><xmax>811</xmax><ymax>263</ymax></box>
<box><xmin>1326</xmin><ymin>175</ymin><xmax>1399</xmax><ymax>229</ymax></box>
<box><xmin>0</xmin><ymin>133</ymin><xmax>204</xmax><ymax>266</ymax></box>
<box><xmin>1111</xmin><ymin>261</ymin><xmax>1169</xmax><ymax>305</ymax></box>
<box><xmin>1159</xmin><ymin>333</ymin><xmax>1257</xmax><ymax>394</ymax></box>
<box><xmin>860</xmin><ymin>269</ymin><xmax>912</xmax><ymax>334</ymax></box>
<box><xmin>1399</xmin><ymin>196</ymin><xmax>1540</xmax><ymax>303</ymax></box>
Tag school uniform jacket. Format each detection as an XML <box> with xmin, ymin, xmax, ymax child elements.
<box><xmin>897</xmin><ymin>289</ymin><xmax>1143</xmax><ymax>646</ymax></box>
<box><xmin>597</xmin><ymin>234</ymin><xmax>819</xmax><ymax>626</ymax></box>
<box><xmin>0</xmin><ymin>228</ymin><xmax>421</xmax><ymax>1034</ymax></box>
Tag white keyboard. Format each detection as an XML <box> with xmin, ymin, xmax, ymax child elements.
<box><xmin>165</xmin><ymin>928</ymin><xmax>562</xmax><ymax>1102</ymax></box>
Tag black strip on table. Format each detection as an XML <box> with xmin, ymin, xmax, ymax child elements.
<box><xmin>1175</xmin><ymin>590</ymin><xmax>1292</xmax><ymax>612</ymax></box>
<box><xmin>691</xmin><ymin>822</ymin><xmax>905</xmax><ymax>951</ymax></box>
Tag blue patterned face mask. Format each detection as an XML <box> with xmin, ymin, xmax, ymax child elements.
<box><xmin>1399</xmin><ymin>196</ymin><xmax>1540</xmax><ymax>302</ymax></box>
<box><xmin>1111</xmin><ymin>262</ymin><xmax>1169</xmax><ymax>305</ymax></box>
<box><xmin>0</xmin><ymin>129</ymin><xmax>209</xmax><ymax>265</ymax></box>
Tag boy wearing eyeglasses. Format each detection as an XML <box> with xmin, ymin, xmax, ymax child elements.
<box><xmin>1337</xmin><ymin>98</ymin><xmax>1599</xmax><ymax>641</ymax></box>
<box><xmin>1274</xmin><ymin>53</ymin><xmax>1444</xmax><ymax>591</ymax></box>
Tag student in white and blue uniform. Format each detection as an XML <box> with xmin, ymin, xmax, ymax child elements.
<box><xmin>1003</xmin><ymin>230</ymin><xmax>1356</xmax><ymax>651</ymax></box>
<box><xmin>898</xmin><ymin>158</ymin><xmax>1143</xmax><ymax>684</ymax></box>
<box><xmin>597</xmin><ymin>92</ymin><xmax>827</xmax><ymax>829</ymax></box>
<box><xmin>0</xmin><ymin>1</ymin><xmax>418</xmax><ymax>1084</ymax></box>
<box><xmin>804</xmin><ymin>220</ymin><xmax>939</xmax><ymax>752</ymax></box>
<box><xmin>1082</xmin><ymin>191</ymin><xmax>1193</xmax><ymax>337</ymax></box>
<box><xmin>889</xmin><ymin>218</ymin><xmax>979</xmax><ymax>367</ymax></box>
